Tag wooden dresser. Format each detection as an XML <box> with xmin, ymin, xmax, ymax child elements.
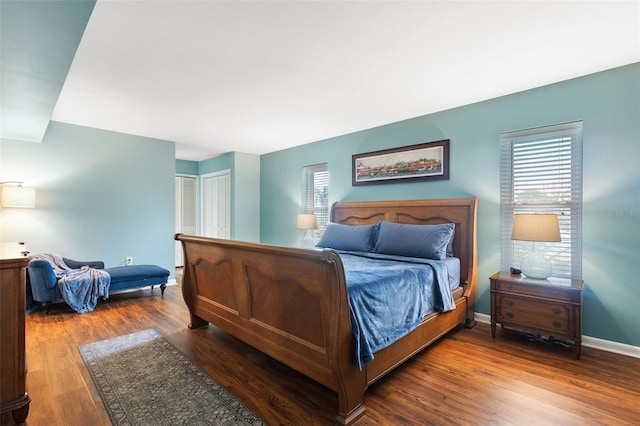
<box><xmin>0</xmin><ymin>257</ymin><xmax>30</xmax><ymax>425</ymax></box>
<box><xmin>490</xmin><ymin>271</ymin><xmax>584</xmax><ymax>359</ymax></box>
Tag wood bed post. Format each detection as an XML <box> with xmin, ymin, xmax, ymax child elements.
<box><xmin>176</xmin><ymin>233</ymin><xmax>208</xmax><ymax>329</ymax></box>
<box><xmin>327</xmin><ymin>252</ymin><xmax>367</xmax><ymax>425</ymax></box>
<box><xmin>333</xmin><ymin>354</ymin><xmax>366</xmax><ymax>425</ymax></box>
<box><xmin>464</xmin><ymin>198</ymin><xmax>478</xmax><ymax>328</ymax></box>
<box><xmin>336</xmin><ymin>391</ymin><xmax>366</xmax><ymax>425</ymax></box>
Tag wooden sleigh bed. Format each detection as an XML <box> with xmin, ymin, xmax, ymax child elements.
<box><xmin>175</xmin><ymin>197</ymin><xmax>478</xmax><ymax>425</ymax></box>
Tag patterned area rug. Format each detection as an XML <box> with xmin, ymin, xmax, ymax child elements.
<box><xmin>79</xmin><ymin>328</ymin><xmax>265</xmax><ymax>425</ymax></box>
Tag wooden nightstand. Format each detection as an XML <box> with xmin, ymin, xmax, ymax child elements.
<box><xmin>490</xmin><ymin>271</ymin><xmax>584</xmax><ymax>359</ymax></box>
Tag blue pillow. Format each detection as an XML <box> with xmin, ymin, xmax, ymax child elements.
<box><xmin>316</xmin><ymin>222</ymin><xmax>377</xmax><ymax>252</ymax></box>
<box><xmin>373</xmin><ymin>221</ymin><xmax>455</xmax><ymax>260</ymax></box>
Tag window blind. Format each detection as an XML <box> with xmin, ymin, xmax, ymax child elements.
<box><xmin>500</xmin><ymin>122</ymin><xmax>583</xmax><ymax>278</ymax></box>
<box><xmin>302</xmin><ymin>163</ymin><xmax>329</xmax><ymax>244</ymax></box>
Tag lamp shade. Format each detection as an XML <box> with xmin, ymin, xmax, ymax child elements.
<box><xmin>296</xmin><ymin>213</ymin><xmax>317</xmax><ymax>230</ymax></box>
<box><xmin>511</xmin><ymin>214</ymin><xmax>560</xmax><ymax>242</ymax></box>
<box><xmin>1</xmin><ymin>185</ymin><xmax>36</xmax><ymax>208</ymax></box>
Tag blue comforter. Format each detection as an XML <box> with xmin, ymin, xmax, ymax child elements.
<box><xmin>340</xmin><ymin>251</ymin><xmax>456</xmax><ymax>369</ymax></box>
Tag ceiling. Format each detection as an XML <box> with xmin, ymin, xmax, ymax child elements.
<box><xmin>3</xmin><ymin>1</ymin><xmax>639</xmax><ymax>161</ymax></box>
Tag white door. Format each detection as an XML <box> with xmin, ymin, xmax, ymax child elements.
<box><xmin>202</xmin><ymin>171</ymin><xmax>231</xmax><ymax>239</ymax></box>
<box><xmin>175</xmin><ymin>175</ymin><xmax>197</xmax><ymax>266</ymax></box>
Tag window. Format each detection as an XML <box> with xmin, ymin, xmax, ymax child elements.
<box><xmin>500</xmin><ymin>122</ymin><xmax>583</xmax><ymax>278</ymax></box>
<box><xmin>302</xmin><ymin>163</ymin><xmax>329</xmax><ymax>244</ymax></box>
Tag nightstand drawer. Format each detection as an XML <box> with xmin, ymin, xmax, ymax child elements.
<box><xmin>498</xmin><ymin>295</ymin><xmax>569</xmax><ymax>319</ymax></box>
<box><xmin>497</xmin><ymin>309</ymin><xmax>571</xmax><ymax>336</ymax></box>
<box><xmin>495</xmin><ymin>281</ymin><xmax>573</xmax><ymax>302</ymax></box>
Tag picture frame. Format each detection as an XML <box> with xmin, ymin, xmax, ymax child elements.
<box><xmin>352</xmin><ymin>139</ymin><xmax>450</xmax><ymax>186</ymax></box>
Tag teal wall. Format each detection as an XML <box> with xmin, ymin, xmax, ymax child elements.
<box><xmin>1</xmin><ymin>121</ymin><xmax>175</xmax><ymax>276</ymax></box>
<box><xmin>199</xmin><ymin>153</ymin><xmax>233</xmax><ymax>174</ymax></box>
<box><xmin>176</xmin><ymin>159</ymin><xmax>198</xmax><ymax>175</ymax></box>
<box><xmin>179</xmin><ymin>152</ymin><xmax>260</xmax><ymax>242</ymax></box>
<box><xmin>261</xmin><ymin>63</ymin><xmax>640</xmax><ymax>347</ymax></box>
<box><xmin>232</xmin><ymin>152</ymin><xmax>260</xmax><ymax>242</ymax></box>
<box><xmin>0</xmin><ymin>0</ymin><xmax>95</xmax><ymax>143</ymax></box>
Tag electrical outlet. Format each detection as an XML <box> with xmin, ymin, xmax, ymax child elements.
<box><xmin>125</xmin><ymin>256</ymin><xmax>133</xmax><ymax>266</ymax></box>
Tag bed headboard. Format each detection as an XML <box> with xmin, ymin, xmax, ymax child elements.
<box><xmin>330</xmin><ymin>197</ymin><xmax>479</xmax><ymax>290</ymax></box>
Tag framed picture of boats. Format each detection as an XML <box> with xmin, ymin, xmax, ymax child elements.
<box><xmin>352</xmin><ymin>139</ymin><xmax>450</xmax><ymax>186</ymax></box>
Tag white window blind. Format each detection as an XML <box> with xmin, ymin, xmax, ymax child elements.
<box><xmin>302</xmin><ymin>163</ymin><xmax>329</xmax><ymax>244</ymax></box>
<box><xmin>500</xmin><ymin>122</ymin><xmax>583</xmax><ymax>278</ymax></box>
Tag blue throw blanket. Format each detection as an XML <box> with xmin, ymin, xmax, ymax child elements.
<box><xmin>30</xmin><ymin>253</ymin><xmax>110</xmax><ymax>313</ymax></box>
<box><xmin>340</xmin><ymin>251</ymin><xmax>456</xmax><ymax>370</ymax></box>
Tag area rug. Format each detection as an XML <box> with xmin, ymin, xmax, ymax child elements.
<box><xmin>78</xmin><ymin>328</ymin><xmax>265</xmax><ymax>426</ymax></box>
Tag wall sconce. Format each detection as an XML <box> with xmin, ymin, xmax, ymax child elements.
<box><xmin>511</xmin><ymin>213</ymin><xmax>561</xmax><ymax>279</ymax></box>
<box><xmin>0</xmin><ymin>181</ymin><xmax>36</xmax><ymax>208</ymax></box>
<box><xmin>296</xmin><ymin>213</ymin><xmax>317</xmax><ymax>247</ymax></box>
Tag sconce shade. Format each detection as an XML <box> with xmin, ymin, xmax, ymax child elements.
<box><xmin>1</xmin><ymin>185</ymin><xmax>36</xmax><ymax>208</ymax></box>
<box><xmin>296</xmin><ymin>213</ymin><xmax>317</xmax><ymax>230</ymax></box>
<box><xmin>511</xmin><ymin>214</ymin><xmax>560</xmax><ymax>242</ymax></box>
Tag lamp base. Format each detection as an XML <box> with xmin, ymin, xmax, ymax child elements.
<box><xmin>298</xmin><ymin>231</ymin><xmax>315</xmax><ymax>248</ymax></box>
<box><xmin>521</xmin><ymin>248</ymin><xmax>552</xmax><ymax>279</ymax></box>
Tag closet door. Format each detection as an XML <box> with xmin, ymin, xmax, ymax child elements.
<box><xmin>175</xmin><ymin>175</ymin><xmax>197</xmax><ymax>266</ymax></box>
<box><xmin>201</xmin><ymin>171</ymin><xmax>231</xmax><ymax>239</ymax></box>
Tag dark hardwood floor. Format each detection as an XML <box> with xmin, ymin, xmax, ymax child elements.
<box><xmin>23</xmin><ymin>279</ymin><xmax>640</xmax><ymax>425</ymax></box>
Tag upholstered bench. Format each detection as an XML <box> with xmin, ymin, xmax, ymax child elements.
<box><xmin>27</xmin><ymin>257</ymin><xmax>170</xmax><ymax>313</ymax></box>
<box><xmin>106</xmin><ymin>265</ymin><xmax>170</xmax><ymax>293</ymax></box>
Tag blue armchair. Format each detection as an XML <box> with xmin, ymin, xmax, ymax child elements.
<box><xmin>27</xmin><ymin>257</ymin><xmax>170</xmax><ymax>312</ymax></box>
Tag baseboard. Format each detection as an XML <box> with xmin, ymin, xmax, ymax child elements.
<box><xmin>581</xmin><ymin>335</ymin><xmax>640</xmax><ymax>359</ymax></box>
<box><xmin>474</xmin><ymin>312</ymin><xmax>640</xmax><ymax>359</ymax></box>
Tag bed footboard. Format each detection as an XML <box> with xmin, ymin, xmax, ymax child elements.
<box><xmin>175</xmin><ymin>234</ymin><xmax>367</xmax><ymax>425</ymax></box>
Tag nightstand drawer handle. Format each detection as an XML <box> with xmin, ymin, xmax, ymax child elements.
<box><xmin>506</xmin><ymin>300</ymin><xmax>514</xmax><ymax>306</ymax></box>
<box><xmin>552</xmin><ymin>308</ymin><xmax>561</xmax><ymax>315</ymax></box>
<box><xmin>553</xmin><ymin>321</ymin><xmax>561</xmax><ymax>327</ymax></box>
<box><xmin>506</xmin><ymin>284</ymin><xmax>512</xmax><ymax>289</ymax></box>
<box><xmin>506</xmin><ymin>312</ymin><xmax>514</xmax><ymax>318</ymax></box>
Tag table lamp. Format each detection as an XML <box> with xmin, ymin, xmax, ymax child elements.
<box><xmin>511</xmin><ymin>213</ymin><xmax>560</xmax><ymax>279</ymax></box>
<box><xmin>296</xmin><ymin>213</ymin><xmax>317</xmax><ymax>247</ymax></box>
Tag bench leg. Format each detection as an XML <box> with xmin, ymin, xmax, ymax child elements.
<box><xmin>160</xmin><ymin>283</ymin><xmax>167</xmax><ymax>295</ymax></box>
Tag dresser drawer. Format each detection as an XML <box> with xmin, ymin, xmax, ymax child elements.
<box><xmin>497</xmin><ymin>308</ymin><xmax>571</xmax><ymax>336</ymax></box>
<box><xmin>495</xmin><ymin>281</ymin><xmax>574</xmax><ymax>302</ymax></box>
<box><xmin>497</xmin><ymin>295</ymin><xmax>569</xmax><ymax>319</ymax></box>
